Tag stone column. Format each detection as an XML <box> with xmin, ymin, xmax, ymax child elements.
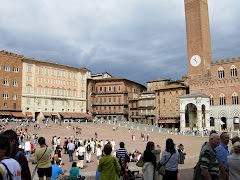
<box><xmin>152</xmin><ymin>147</ymin><xmax>161</xmax><ymax>180</ymax></box>
<box><xmin>180</xmin><ymin>111</ymin><xmax>186</xmax><ymax>130</ymax></box>
<box><xmin>205</xmin><ymin>110</ymin><xmax>210</xmax><ymax>129</ymax></box>
<box><xmin>197</xmin><ymin>110</ymin><xmax>203</xmax><ymax>131</ymax></box>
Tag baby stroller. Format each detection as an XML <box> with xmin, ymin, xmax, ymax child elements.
<box><xmin>119</xmin><ymin>156</ymin><xmax>141</xmax><ymax>180</ymax></box>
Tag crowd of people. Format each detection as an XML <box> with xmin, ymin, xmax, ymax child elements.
<box><xmin>1</xmin><ymin>121</ymin><xmax>240</xmax><ymax>180</ymax></box>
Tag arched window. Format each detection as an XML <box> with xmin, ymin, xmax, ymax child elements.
<box><xmin>209</xmin><ymin>94</ymin><xmax>214</xmax><ymax>106</ymax></box>
<box><xmin>230</xmin><ymin>65</ymin><xmax>237</xmax><ymax>77</ymax></box>
<box><xmin>220</xmin><ymin>93</ymin><xmax>226</xmax><ymax>105</ymax></box>
<box><xmin>62</xmin><ymin>88</ymin><xmax>65</xmax><ymax>96</ymax></box>
<box><xmin>232</xmin><ymin>92</ymin><xmax>239</xmax><ymax>105</ymax></box>
<box><xmin>51</xmin><ymin>87</ymin><xmax>55</xmax><ymax>96</ymax></box>
<box><xmin>44</xmin><ymin>87</ymin><xmax>49</xmax><ymax>95</ymax></box>
<box><xmin>218</xmin><ymin>67</ymin><xmax>224</xmax><ymax>79</ymax></box>
<box><xmin>67</xmin><ymin>89</ymin><xmax>71</xmax><ymax>97</ymax></box>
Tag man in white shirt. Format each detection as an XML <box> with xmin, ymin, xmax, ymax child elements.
<box><xmin>111</xmin><ymin>140</ymin><xmax>116</xmax><ymax>151</ymax></box>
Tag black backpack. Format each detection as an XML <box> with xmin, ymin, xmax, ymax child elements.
<box><xmin>87</xmin><ymin>144</ymin><xmax>91</xmax><ymax>151</ymax></box>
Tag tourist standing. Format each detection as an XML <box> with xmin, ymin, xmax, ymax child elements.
<box><xmin>142</xmin><ymin>141</ymin><xmax>156</xmax><ymax>180</ymax></box>
<box><xmin>67</xmin><ymin>140</ymin><xmax>75</xmax><ymax>162</ymax></box>
<box><xmin>193</xmin><ymin>133</ymin><xmax>220</xmax><ymax>180</ymax></box>
<box><xmin>98</xmin><ymin>144</ymin><xmax>121</xmax><ymax>180</ymax></box>
<box><xmin>215</xmin><ymin>132</ymin><xmax>230</xmax><ymax>180</ymax></box>
<box><xmin>227</xmin><ymin>141</ymin><xmax>240</xmax><ymax>180</ymax></box>
<box><xmin>160</xmin><ymin>138</ymin><xmax>179</xmax><ymax>180</ymax></box>
<box><xmin>24</xmin><ymin>138</ymin><xmax>31</xmax><ymax>160</ymax></box>
<box><xmin>34</xmin><ymin>137</ymin><xmax>54</xmax><ymax>180</ymax></box>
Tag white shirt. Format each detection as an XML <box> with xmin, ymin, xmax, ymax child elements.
<box><xmin>77</xmin><ymin>147</ymin><xmax>85</xmax><ymax>156</ymax></box>
<box><xmin>24</xmin><ymin>141</ymin><xmax>31</xmax><ymax>151</ymax></box>
<box><xmin>0</xmin><ymin>158</ymin><xmax>21</xmax><ymax>180</ymax></box>
<box><xmin>96</xmin><ymin>147</ymin><xmax>102</xmax><ymax>156</ymax></box>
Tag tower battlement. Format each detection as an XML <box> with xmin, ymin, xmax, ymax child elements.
<box><xmin>0</xmin><ymin>50</ymin><xmax>24</xmax><ymax>57</ymax></box>
<box><xmin>211</xmin><ymin>56</ymin><xmax>240</xmax><ymax>65</ymax></box>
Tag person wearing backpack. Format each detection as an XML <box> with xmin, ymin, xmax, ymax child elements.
<box><xmin>0</xmin><ymin>135</ymin><xmax>21</xmax><ymax>180</ymax></box>
<box><xmin>2</xmin><ymin>130</ymin><xmax>31</xmax><ymax>180</ymax></box>
<box><xmin>85</xmin><ymin>140</ymin><xmax>92</xmax><ymax>163</ymax></box>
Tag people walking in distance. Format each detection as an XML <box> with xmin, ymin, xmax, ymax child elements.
<box><xmin>147</xmin><ymin>133</ymin><xmax>149</xmax><ymax>141</ymax></box>
<box><xmin>77</xmin><ymin>144</ymin><xmax>85</xmax><ymax>169</ymax></box>
<box><xmin>227</xmin><ymin>141</ymin><xmax>240</xmax><ymax>180</ymax></box>
<box><xmin>215</xmin><ymin>132</ymin><xmax>230</xmax><ymax>180</ymax></box>
<box><xmin>142</xmin><ymin>141</ymin><xmax>156</xmax><ymax>180</ymax></box>
<box><xmin>34</xmin><ymin>137</ymin><xmax>54</xmax><ymax>180</ymax></box>
<box><xmin>67</xmin><ymin>140</ymin><xmax>75</xmax><ymax>162</ymax></box>
<box><xmin>160</xmin><ymin>138</ymin><xmax>179</xmax><ymax>180</ymax></box>
<box><xmin>2</xmin><ymin>130</ymin><xmax>31</xmax><ymax>180</ymax></box>
<box><xmin>0</xmin><ymin>135</ymin><xmax>21</xmax><ymax>180</ymax></box>
<box><xmin>193</xmin><ymin>133</ymin><xmax>220</xmax><ymax>180</ymax></box>
<box><xmin>85</xmin><ymin>140</ymin><xmax>92</xmax><ymax>163</ymax></box>
<box><xmin>24</xmin><ymin>138</ymin><xmax>31</xmax><ymax>160</ymax></box>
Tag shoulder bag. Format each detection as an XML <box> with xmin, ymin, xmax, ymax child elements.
<box><xmin>157</xmin><ymin>153</ymin><xmax>173</xmax><ymax>176</ymax></box>
<box><xmin>31</xmin><ymin>147</ymin><xmax>48</xmax><ymax>180</ymax></box>
<box><xmin>136</xmin><ymin>156</ymin><xmax>144</xmax><ymax>167</ymax></box>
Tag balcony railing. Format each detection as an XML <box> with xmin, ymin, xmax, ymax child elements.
<box><xmin>91</xmin><ymin>91</ymin><xmax>128</xmax><ymax>95</ymax></box>
<box><xmin>92</xmin><ymin>102</ymin><xmax>128</xmax><ymax>106</ymax></box>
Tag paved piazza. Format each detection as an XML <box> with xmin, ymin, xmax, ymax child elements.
<box><xmin>5</xmin><ymin>122</ymin><xmax>222</xmax><ymax>180</ymax></box>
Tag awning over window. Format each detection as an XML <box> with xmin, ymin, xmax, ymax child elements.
<box><xmin>42</xmin><ymin>112</ymin><xmax>51</xmax><ymax>116</ymax></box>
<box><xmin>0</xmin><ymin>111</ymin><xmax>11</xmax><ymax>115</ymax></box>
<box><xmin>26</xmin><ymin>112</ymin><xmax>33</xmax><ymax>117</ymax></box>
<box><xmin>80</xmin><ymin>113</ymin><xmax>93</xmax><ymax>119</ymax></box>
<box><xmin>51</xmin><ymin>112</ymin><xmax>58</xmax><ymax>116</ymax></box>
<box><xmin>59</xmin><ymin>112</ymin><xmax>71</xmax><ymax>118</ymax></box>
<box><xmin>67</xmin><ymin>113</ymin><xmax>84</xmax><ymax>118</ymax></box>
<box><xmin>11</xmin><ymin>112</ymin><xmax>25</xmax><ymax>118</ymax></box>
<box><xmin>158</xmin><ymin>119</ymin><xmax>179</xmax><ymax>123</ymax></box>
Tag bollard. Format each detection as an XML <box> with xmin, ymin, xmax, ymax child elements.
<box><xmin>145</xmin><ymin>127</ymin><xmax>147</xmax><ymax>131</ymax></box>
<box><xmin>159</xmin><ymin>129</ymin><xmax>161</xmax><ymax>133</ymax></box>
<box><xmin>229</xmin><ymin>133</ymin><xmax>233</xmax><ymax>139</ymax></box>
<box><xmin>152</xmin><ymin>128</ymin><xmax>153</xmax><ymax>132</ymax></box>
<box><xmin>119</xmin><ymin>123</ymin><xmax>120</xmax><ymax>127</ymax></box>
<box><xmin>193</xmin><ymin>132</ymin><xmax>195</xmax><ymax>136</ymax></box>
<box><xmin>168</xmin><ymin>130</ymin><xmax>169</xmax><ymax>134</ymax></box>
<box><xmin>201</xmin><ymin>132</ymin><xmax>204</xmax><ymax>137</ymax></box>
<box><xmin>137</xmin><ymin>126</ymin><xmax>139</xmax><ymax>130</ymax></box>
<box><xmin>131</xmin><ymin>125</ymin><xmax>133</xmax><ymax>129</ymax></box>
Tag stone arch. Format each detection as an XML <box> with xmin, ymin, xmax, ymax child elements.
<box><xmin>231</xmin><ymin>109</ymin><xmax>240</xmax><ymax>119</ymax></box>
<box><xmin>219</xmin><ymin>110</ymin><xmax>227</xmax><ymax>118</ymax></box>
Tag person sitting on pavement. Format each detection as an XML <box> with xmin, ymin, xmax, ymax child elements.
<box><xmin>51</xmin><ymin>159</ymin><xmax>64</xmax><ymax>180</ymax></box>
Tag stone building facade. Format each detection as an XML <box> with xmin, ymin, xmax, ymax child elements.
<box><xmin>180</xmin><ymin>0</ymin><xmax>240</xmax><ymax>131</ymax></box>
<box><xmin>88</xmin><ymin>77</ymin><xmax>146</xmax><ymax>121</ymax></box>
<box><xmin>21</xmin><ymin>57</ymin><xmax>90</xmax><ymax>121</ymax></box>
<box><xmin>0</xmin><ymin>50</ymin><xmax>24</xmax><ymax>118</ymax></box>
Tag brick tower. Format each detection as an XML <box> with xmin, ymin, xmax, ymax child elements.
<box><xmin>184</xmin><ymin>0</ymin><xmax>212</xmax><ymax>78</ymax></box>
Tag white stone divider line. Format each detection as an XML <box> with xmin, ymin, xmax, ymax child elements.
<box><xmin>185</xmin><ymin>154</ymin><xmax>200</xmax><ymax>159</ymax></box>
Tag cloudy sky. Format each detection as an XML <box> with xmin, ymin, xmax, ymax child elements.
<box><xmin>0</xmin><ymin>0</ymin><xmax>239</xmax><ymax>86</ymax></box>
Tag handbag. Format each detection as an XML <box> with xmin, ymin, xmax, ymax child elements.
<box><xmin>31</xmin><ymin>147</ymin><xmax>48</xmax><ymax>180</ymax></box>
<box><xmin>136</xmin><ymin>157</ymin><xmax>144</xmax><ymax>167</ymax></box>
<box><xmin>157</xmin><ymin>153</ymin><xmax>173</xmax><ymax>176</ymax></box>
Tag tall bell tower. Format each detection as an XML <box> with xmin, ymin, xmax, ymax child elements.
<box><xmin>184</xmin><ymin>0</ymin><xmax>212</xmax><ymax>78</ymax></box>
